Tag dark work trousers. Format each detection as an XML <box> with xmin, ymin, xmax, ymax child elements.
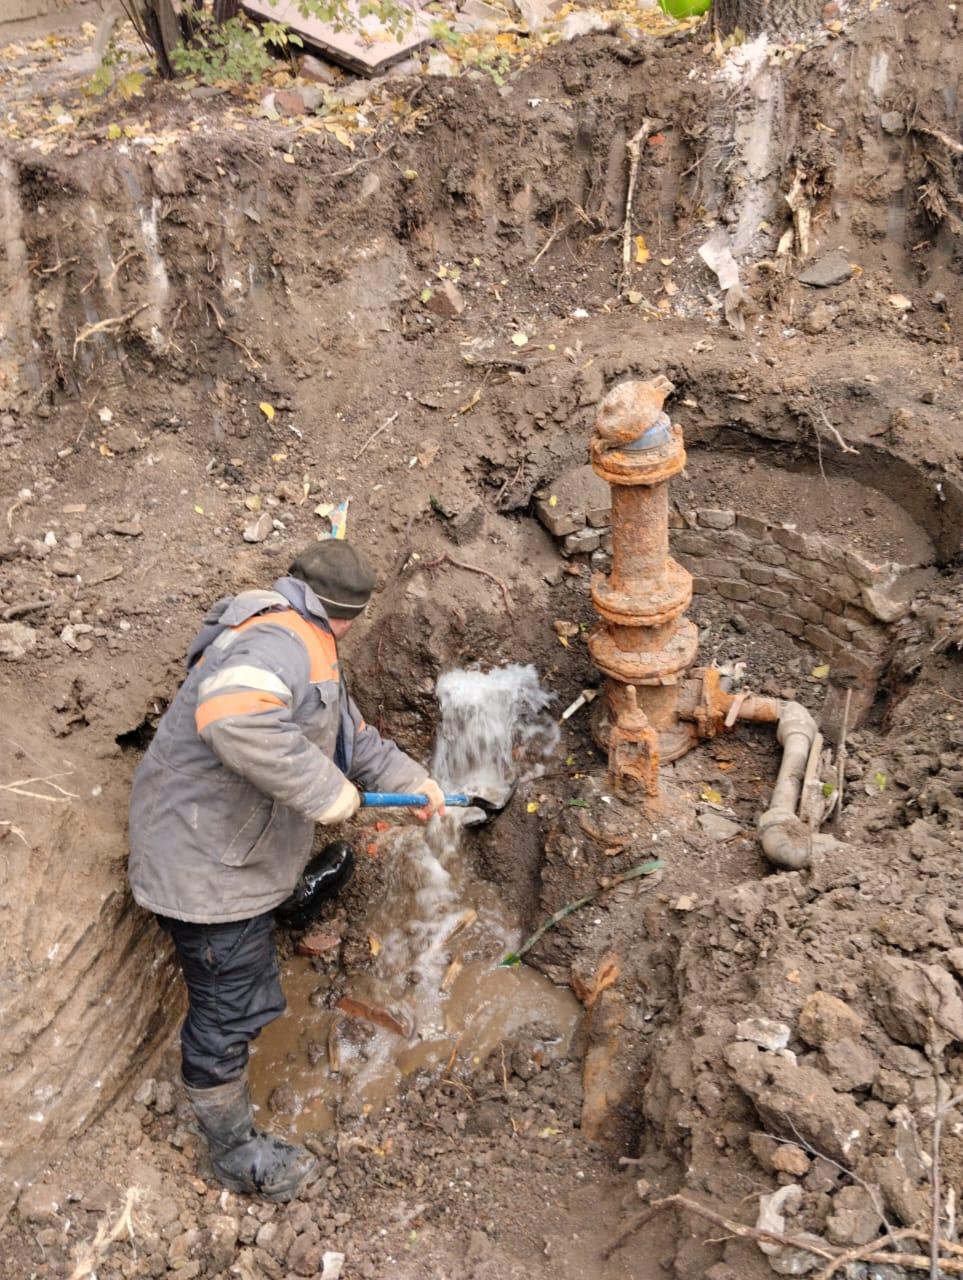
<box><xmin>156</xmin><ymin>911</ymin><xmax>286</xmax><ymax>1089</ymax></box>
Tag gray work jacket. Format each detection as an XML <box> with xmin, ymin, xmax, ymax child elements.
<box><xmin>127</xmin><ymin>577</ymin><xmax>427</xmax><ymax>923</ymax></box>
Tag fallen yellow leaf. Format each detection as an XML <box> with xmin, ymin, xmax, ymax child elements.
<box><xmin>526</xmin><ymin>801</ymin><xmax>539</xmax><ymax>814</ymax></box>
<box><xmin>259</xmin><ymin>402</ymin><xmax>275</xmax><ymax>420</ymax></box>
<box><xmin>368</xmin><ymin>934</ymin><xmax>381</xmax><ymax>956</ymax></box>
<box><xmin>282</xmin><ymin>152</ymin><xmax>296</xmax><ymax>164</ymax></box>
<box><xmin>701</xmin><ymin>785</ymin><xmax>723</xmax><ymax>805</ymax></box>
<box><xmin>634</xmin><ymin>234</ymin><xmax>650</xmax><ymax>265</ymax></box>
<box><xmin>811</xmin><ymin>664</ymin><xmax>830</xmax><ymax>679</ymax></box>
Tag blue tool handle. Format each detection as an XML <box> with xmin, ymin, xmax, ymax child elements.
<box><xmin>361</xmin><ymin>792</ymin><xmax>471</xmax><ymax>808</ymax></box>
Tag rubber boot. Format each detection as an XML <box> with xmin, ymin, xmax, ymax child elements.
<box><xmin>186</xmin><ymin>1073</ymin><xmax>318</xmax><ymax>1202</ymax></box>
<box><xmin>275</xmin><ymin>841</ymin><xmax>356</xmax><ymax>931</ymax></box>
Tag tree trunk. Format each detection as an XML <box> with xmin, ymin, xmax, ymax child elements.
<box><xmin>714</xmin><ymin>0</ymin><xmax>825</xmax><ymax>37</ymax></box>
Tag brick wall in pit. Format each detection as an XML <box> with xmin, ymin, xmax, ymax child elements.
<box><xmin>536</xmin><ymin>466</ymin><xmax>935</xmax><ymax>686</ymax></box>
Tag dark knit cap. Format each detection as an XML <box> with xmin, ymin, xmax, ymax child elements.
<box><xmin>289</xmin><ymin>541</ymin><xmax>376</xmax><ymax>619</ymax></box>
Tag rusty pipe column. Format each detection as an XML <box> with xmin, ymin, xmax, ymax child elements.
<box><xmin>588</xmin><ymin>377</ymin><xmax>699</xmax><ymax>793</ymax></box>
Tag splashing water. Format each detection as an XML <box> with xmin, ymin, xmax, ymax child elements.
<box><xmin>250</xmin><ymin>665</ymin><xmax>579</xmax><ymax>1135</ymax></box>
<box><xmin>433</xmin><ymin>664</ymin><xmax>559</xmax><ymax>805</ymax></box>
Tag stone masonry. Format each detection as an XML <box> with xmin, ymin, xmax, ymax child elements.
<box><xmin>536</xmin><ymin>472</ymin><xmax>937</xmax><ymax>687</ymax></box>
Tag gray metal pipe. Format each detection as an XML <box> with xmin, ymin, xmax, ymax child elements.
<box><xmin>758</xmin><ymin>701</ymin><xmax>818</xmax><ymax>871</ymax></box>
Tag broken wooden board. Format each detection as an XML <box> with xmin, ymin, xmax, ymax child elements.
<box><xmin>242</xmin><ymin>0</ymin><xmax>432</xmax><ymax>77</ymax></box>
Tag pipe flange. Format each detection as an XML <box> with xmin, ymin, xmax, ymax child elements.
<box><xmin>590</xmin><ymin>425</ymin><xmax>686</xmax><ymax>487</ymax></box>
<box><xmin>588</xmin><ymin>617</ymin><xmax>699</xmax><ymax>684</ymax></box>
<box><xmin>592</xmin><ymin>557</ymin><xmax>692</xmax><ymax>628</ymax></box>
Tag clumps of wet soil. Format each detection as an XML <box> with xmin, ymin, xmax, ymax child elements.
<box><xmin>3</xmin><ymin>1037</ymin><xmax>618</xmax><ymax>1280</ymax></box>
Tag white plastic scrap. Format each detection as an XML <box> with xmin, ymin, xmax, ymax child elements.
<box><xmin>755</xmin><ymin>1184</ymin><xmax>802</xmax><ymax>1256</ymax></box>
<box><xmin>698</xmin><ymin>230</ymin><xmax>748</xmax><ymax>334</ymax></box>
<box><xmin>321</xmin><ymin>1254</ymin><xmax>345</xmax><ymax>1280</ymax></box>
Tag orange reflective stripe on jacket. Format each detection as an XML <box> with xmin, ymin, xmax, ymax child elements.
<box><xmin>195</xmin><ymin>690</ymin><xmax>285</xmax><ymax>733</ymax></box>
<box><xmin>230</xmin><ymin>609</ymin><xmax>339</xmax><ymax>684</ymax></box>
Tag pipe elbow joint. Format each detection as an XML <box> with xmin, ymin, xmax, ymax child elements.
<box><xmin>776</xmin><ymin>701</ymin><xmax>817</xmax><ymax>749</ymax></box>
<box><xmin>758</xmin><ymin>807</ymin><xmax>813</xmax><ymax>871</ymax></box>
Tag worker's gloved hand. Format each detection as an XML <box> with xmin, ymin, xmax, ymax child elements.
<box><xmin>317</xmin><ymin>779</ymin><xmax>361</xmax><ymax>826</ymax></box>
<box><xmin>416</xmin><ymin>778</ymin><xmax>447</xmax><ymax>822</ymax></box>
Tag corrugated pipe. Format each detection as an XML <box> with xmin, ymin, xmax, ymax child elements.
<box><xmin>758</xmin><ymin>701</ymin><xmax>818</xmax><ymax>871</ymax></box>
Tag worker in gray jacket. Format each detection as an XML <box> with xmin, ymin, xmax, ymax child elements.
<box><xmin>128</xmin><ymin>540</ymin><xmax>445</xmax><ymax>1202</ymax></box>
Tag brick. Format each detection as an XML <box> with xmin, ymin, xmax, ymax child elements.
<box><xmin>813</xmin><ymin>587</ymin><xmax>846</xmax><ymax>614</ymax></box>
<box><xmin>756</xmin><ymin>544</ymin><xmax>788</xmax><ymax>567</ymax></box>
<box><xmin>824</xmin><ymin>572</ymin><xmax>857</xmax><ymax>600</ymax></box>
<box><xmin>539</xmin><ymin>464</ymin><xmax>610</xmax><ymax>537</ymax></box>
<box><xmin>756</xmin><ymin>586</ymin><xmax>789</xmax><ymax>609</ymax></box>
<box><xmin>672</xmin><ymin>531</ymin><xmax>715</xmax><ymax>557</ymax></box>
<box><xmin>697</xmin><ymin>508</ymin><xmax>736</xmax><ymax>531</ymax></box>
<box><xmin>794</xmin><ymin>556</ymin><xmax>831</xmax><ymax>584</ymax></box>
<box><xmin>794</xmin><ymin>597</ymin><xmax>824</xmax><ymax>625</ymax></box>
<box><xmin>586</xmin><ymin>507</ymin><xmax>611</xmax><ymax>528</ymax></box>
<box><xmin>743</xmin><ymin>565</ymin><xmax>775</xmax><ymax>586</ymax></box>
<box><xmin>668</xmin><ymin>508</ymin><xmax>685</xmax><ymax>529</ymax></box>
<box><xmin>845</xmin><ymin>549</ymin><xmax>885</xmax><ymax>584</ymax></box>
<box><xmin>773</xmin><ymin>612</ymin><xmax>805</xmax><ymax>637</ymax></box>
<box><xmin>740</xmin><ymin>604</ymin><xmax>770</xmax><ymax>626</ymax></box>
<box><xmin>563</xmin><ymin>528</ymin><xmax>600</xmax><ymax>556</ymax></box>
<box><xmin>804</xmin><ymin>623</ymin><xmax>837</xmax><ymax>654</ymax></box>
<box><xmin>599</xmin><ymin>530</ymin><xmax>613</xmax><ymax>553</ymax></box>
<box><xmin>537</xmin><ymin>500</ymin><xmax>584</xmax><ymax>539</ymax></box>
<box><xmin>824</xmin><ymin>613</ymin><xmax>857</xmax><ymax>641</ymax></box>
<box><xmin>832</xmin><ymin>649</ymin><xmax>884</xmax><ymax>684</ymax></box>
<box><xmin>850</xmin><ymin>625</ymin><xmax>889</xmax><ymax>654</ymax></box>
<box><xmin>692</xmin><ymin>576</ymin><xmax>711</xmax><ymax>596</ymax></box>
<box><xmin>702</xmin><ymin>558</ymin><xmax>741</xmax><ymax>579</ymax></box>
<box><xmin>736</xmin><ymin>514</ymin><xmax>770</xmax><ymax>538</ymax></box>
<box><xmin>772</xmin><ymin>568</ymin><xmax>800</xmax><ymax>590</ymax></box>
<box><xmin>718</xmin><ymin>529</ymin><xmax>755</xmax><ymax>554</ymax></box>
<box><xmin>843</xmin><ymin>603</ymin><xmax>874</xmax><ymax>627</ymax></box>
<box><xmin>715</xmin><ymin>579</ymin><xmax>751</xmax><ymax>602</ymax></box>
<box><xmin>861</xmin><ymin>584</ymin><xmax>911</xmax><ymax>623</ymax></box>
<box><xmin>775</xmin><ymin>526</ymin><xmax>813</xmax><ymax>555</ymax></box>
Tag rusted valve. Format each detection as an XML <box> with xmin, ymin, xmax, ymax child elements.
<box><xmin>588</xmin><ymin>376</ymin><xmax>700</xmax><ymax>792</ymax></box>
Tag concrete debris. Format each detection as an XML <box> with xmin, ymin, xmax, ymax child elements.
<box><xmin>299</xmin><ymin>53</ymin><xmax>338</xmax><ymax>84</ymax></box>
<box><xmin>61</xmin><ymin>623</ymin><xmax>94</xmax><ymax>653</ymax></box>
<box><xmin>243</xmin><ymin>0</ymin><xmax>432</xmax><ymax>77</ymax></box>
<box><xmin>880</xmin><ymin>110</ymin><xmax>905</xmax><ymax>134</ymax></box>
<box><xmin>512</xmin><ymin>0</ymin><xmax>554</xmax><ymax>29</ymax></box>
<box><xmin>459</xmin><ymin>0</ymin><xmax>508</xmax><ymax>30</ymax></box>
<box><xmin>243</xmin><ymin>512</ymin><xmax>274</xmax><ymax>543</ymax></box>
<box><xmin>736</xmin><ymin>1017</ymin><xmax>791</xmax><ymax>1052</ymax></box>
<box><xmin>798</xmin><ymin>253</ymin><xmax>854</xmax><ymax>288</ymax></box>
<box><xmin>321</xmin><ymin>1253</ymin><xmax>346</xmax><ymax>1280</ymax></box>
<box><xmin>558</xmin><ymin>9</ymin><xmax>613</xmax><ymax>38</ymax></box>
<box><xmin>426</xmin><ymin>52</ymin><xmax>457</xmax><ymax>77</ymax></box>
<box><xmin>0</xmin><ymin>621</ymin><xmax>37</xmax><ymax>660</ymax></box>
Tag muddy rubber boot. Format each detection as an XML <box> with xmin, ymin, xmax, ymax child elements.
<box><xmin>186</xmin><ymin>1074</ymin><xmax>318</xmax><ymax>1202</ymax></box>
<box><xmin>275</xmin><ymin>841</ymin><xmax>356</xmax><ymax>931</ymax></box>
